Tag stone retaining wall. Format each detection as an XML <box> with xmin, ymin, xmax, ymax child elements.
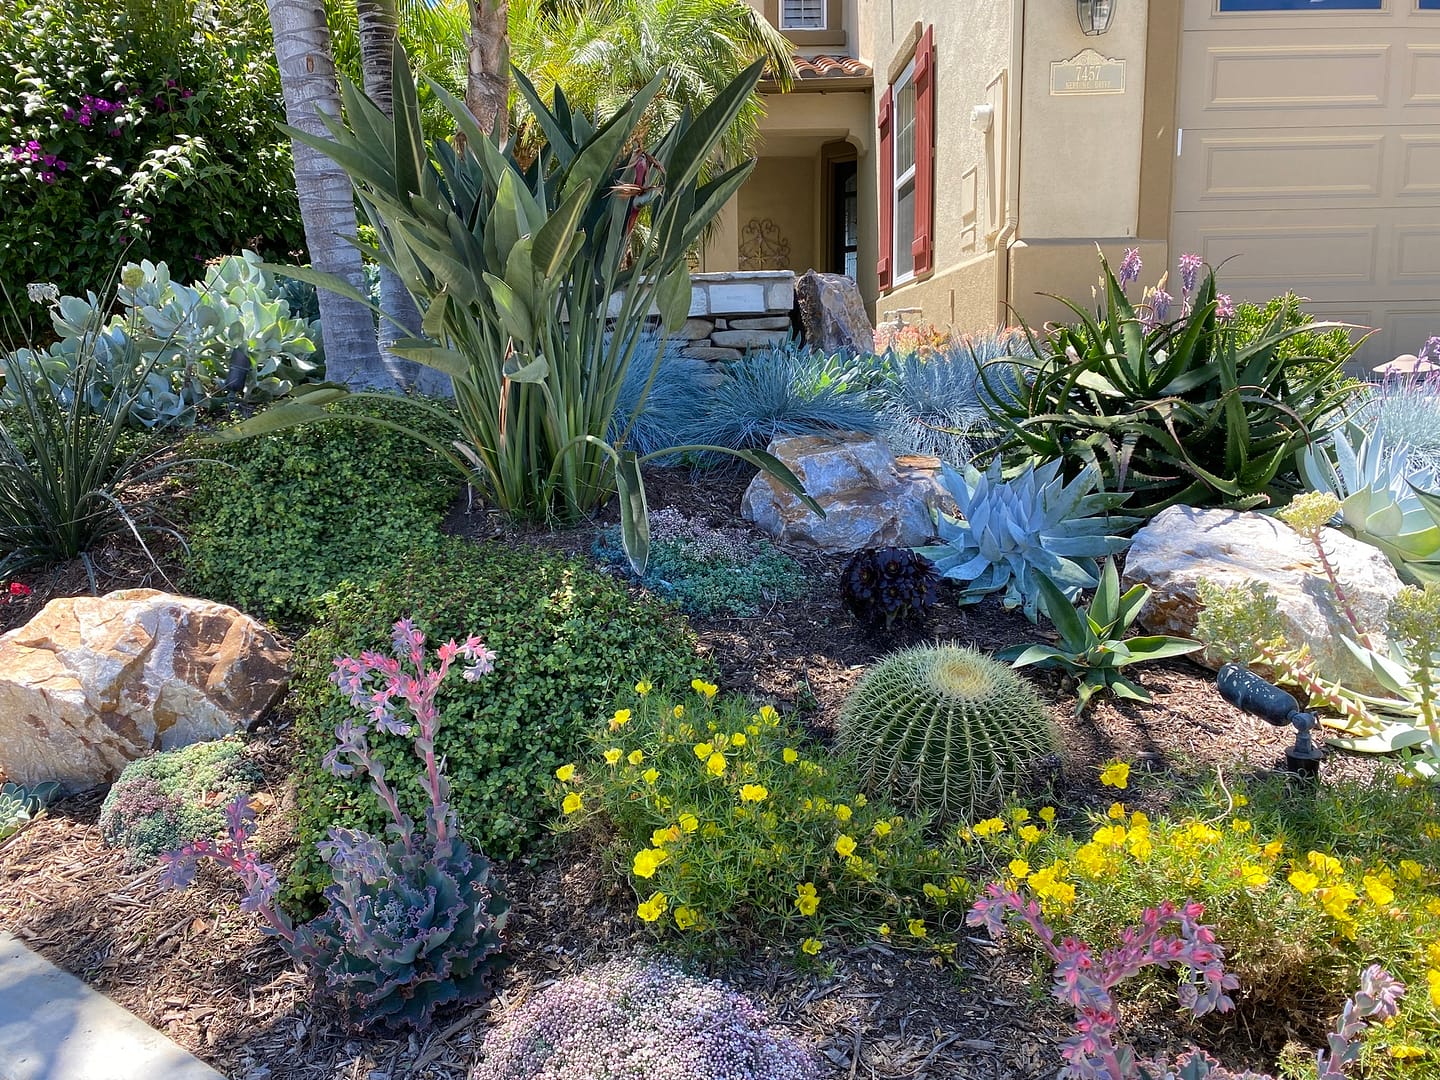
<box><xmin>675</xmin><ymin>271</ymin><xmax>795</xmax><ymax>366</ymax></box>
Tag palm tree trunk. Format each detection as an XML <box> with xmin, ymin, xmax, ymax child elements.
<box><xmin>267</xmin><ymin>0</ymin><xmax>387</xmax><ymax>389</ymax></box>
<box><xmin>465</xmin><ymin>0</ymin><xmax>509</xmax><ymax>139</ymax></box>
<box><xmin>357</xmin><ymin>0</ymin><xmax>441</xmax><ymax>394</ymax></box>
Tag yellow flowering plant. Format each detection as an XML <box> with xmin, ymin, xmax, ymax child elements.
<box><xmin>550</xmin><ymin>681</ymin><xmax>961</xmax><ymax>956</ymax></box>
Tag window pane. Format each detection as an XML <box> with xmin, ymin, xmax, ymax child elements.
<box><xmin>895</xmin><ymin>79</ymin><xmax>917</xmax><ymax>175</ymax></box>
<box><xmin>781</xmin><ymin>0</ymin><xmax>825</xmax><ymax>28</ymax></box>
<box><xmin>1218</xmin><ymin>0</ymin><xmax>1381</xmax><ymax>9</ymax></box>
<box><xmin>1422</xmin><ymin>0</ymin><xmax>1440</xmax><ymax>9</ymax></box>
<box><xmin>895</xmin><ymin>180</ymin><xmax>915</xmax><ymax>280</ymax></box>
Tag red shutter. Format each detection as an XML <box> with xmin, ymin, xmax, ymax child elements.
<box><xmin>876</xmin><ymin>86</ymin><xmax>894</xmax><ymax>293</ymax></box>
<box><xmin>911</xmin><ymin>25</ymin><xmax>935</xmax><ymax>276</ymax></box>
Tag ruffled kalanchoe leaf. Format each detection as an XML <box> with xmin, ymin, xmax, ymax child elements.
<box><xmin>916</xmin><ymin>457</ymin><xmax>1138</xmax><ymax>622</ymax></box>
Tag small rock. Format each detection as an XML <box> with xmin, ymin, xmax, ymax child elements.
<box><xmin>0</xmin><ymin>589</ymin><xmax>290</xmax><ymax>792</ymax></box>
<box><xmin>1123</xmin><ymin>506</ymin><xmax>1404</xmax><ymax>695</ymax></box>
<box><xmin>796</xmin><ymin>269</ymin><xmax>874</xmax><ymax>355</ymax></box>
<box><xmin>742</xmin><ymin>434</ymin><xmax>951</xmax><ymax>553</ymax></box>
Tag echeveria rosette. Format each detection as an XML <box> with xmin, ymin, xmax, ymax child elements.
<box><xmin>840</xmin><ymin>547</ymin><xmax>940</xmax><ymax>630</ymax></box>
<box><xmin>296</xmin><ymin>829</ymin><xmax>509</xmax><ymax>1031</ymax></box>
<box><xmin>916</xmin><ymin>457</ymin><xmax>1137</xmax><ymax>622</ymax></box>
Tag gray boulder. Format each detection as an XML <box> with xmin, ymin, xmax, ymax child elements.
<box><xmin>796</xmin><ymin>270</ymin><xmax>874</xmax><ymax>355</ymax></box>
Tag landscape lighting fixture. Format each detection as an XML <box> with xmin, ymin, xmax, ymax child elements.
<box><xmin>1216</xmin><ymin>663</ymin><xmax>1323</xmax><ymax>779</ymax></box>
<box><xmin>1076</xmin><ymin>0</ymin><xmax>1116</xmax><ymax>35</ymax></box>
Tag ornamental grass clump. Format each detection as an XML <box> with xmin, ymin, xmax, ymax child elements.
<box><xmin>162</xmin><ymin>619</ymin><xmax>509</xmax><ymax>1032</ymax></box>
<box><xmin>553</xmin><ymin>681</ymin><xmax>960</xmax><ymax>959</ymax></box>
<box><xmin>471</xmin><ymin>957</ymin><xmax>820</xmax><ymax>1080</ymax></box>
<box><xmin>99</xmin><ymin>738</ymin><xmax>263</xmax><ymax>868</ymax></box>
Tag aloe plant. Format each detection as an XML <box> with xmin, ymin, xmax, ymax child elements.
<box><xmin>999</xmin><ymin>558</ymin><xmax>1201</xmax><ymax>714</ymax></box>
<box><xmin>225</xmin><ymin>44</ymin><xmax>816</xmax><ymax>573</ymax></box>
<box><xmin>980</xmin><ymin>252</ymin><xmax>1358</xmax><ymax>518</ymax></box>
<box><xmin>915</xmin><ymin>457</ymin><xmax>1138</xmax><ymax>621</ymax></box>
<box><xmin>1298</xmin><ymin>424</ymin><xmax>1440</xmax><ymax>585</ymax></box>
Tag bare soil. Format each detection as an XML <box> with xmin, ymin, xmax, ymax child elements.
<box><xmin>0</xmin><ymin>465</ymin><xmax>1381</xmax><ymax>1079</ymax></box>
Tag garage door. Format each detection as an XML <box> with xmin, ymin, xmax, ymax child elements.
<box><xmin>1173</xmin><ymin>0</ymin><xmax>1440</xmax><ymax>369</ymax></box>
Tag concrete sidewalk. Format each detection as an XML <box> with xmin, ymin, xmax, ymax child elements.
<box><xmin>0</xmin><ymin>931</ymin><xmax>225</xmax><ymax>1080</ymax></box>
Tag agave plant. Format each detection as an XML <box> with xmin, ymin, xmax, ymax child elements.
<box><xmin>228</xmin><ymin>44</ymin><xmax>817</xmax><ymax>574</ymax></box>
<box><xmin>999</xmin><ymin>558</ymin><xmax>1201</xmax><ymax>714</ymax></box>
<box><xmin>1297</xmin><ymin>424</ymin><xmax>1440</xmax><ymax>584</ymax></box>
<box><xmin>981</xmin><ymin>252</ymin><xmax>1358</xmax><ymax>518</ymax></box>
<box><xmin>915</xmin><ymin>457</ymin><xmax>1138</xmax><ymax>621</ymax></box>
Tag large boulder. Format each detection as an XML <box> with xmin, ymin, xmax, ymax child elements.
<box><xmin>742</xmin><ymin>434</ymin><xmax>949</xmax><ymax>553</ymax></box>
<box><xmin>796</xmin><ymin>270</ymin><xmax>874</xmax><ymax>355</ymax></box>
<box><xmin>1122</xmin><ymin>506</ymin><xmax>1404</xmax><ymax>694</ymax></box>
<box><xmin>0</xmin><ymin>589</ymin><xmax>290</xmax><ymax>792</ymax></box>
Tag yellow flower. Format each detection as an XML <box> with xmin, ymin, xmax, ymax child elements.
<box><xmin>922</xmin><ymin>883</ymin><xmax>946</xmax><ymax>901</ymax></box>
<box><xmin>693</xmin><ymin>742</ymin><xmax>713</xmax><ymax>759</ymax></box>
<box><xmin>636</xmin><ymin>891</ymin><xmax>668</xmax><ymax>922</ymax></box>
<box><xmin>1233</xmin><ymin>793</ymin><xmax>1248</xmax><ymax>807</ymax></box>
<box><xmin>782</xmin><ymin>747</ymin><xmax>799</xmax><ymax>764</ymax></box>
<box><xmin>1398</xmin><ymin>771</ymin><xmax>1419</xmax><ymax>789</ymax></box>
<box><xmin>1262</xmin><ymin>840</ymin><xmax>1284</xmax><ymax>861</ymax></box>
<box><xmin>1427</xmin><ymin>822</ymin><xmax>1440</xmax><ymax>840</ymax></box>
<box><xmin>1009</xmin><ymin>859</ymin><xmax>1032</xmax><ymax>880</ymax></box>
<box><xmin>874</xmin><ymin>820</ymin><xmax>893</xmax><ymax>838</ymax></box>
<box><xmin>795</xmin><ymin>883</ymin><xmax>820</xmax><ymax>917</ymax></box>
<box><xmin>973</xmin><ymin>817</ymin><xmax>1007</xmax><ymax>839</ymax></box>
<box><xmin>1307</xmin><ymin>850</ymin><xmax>1344</xmax><ymax>878</ymax></box>
<box><xmin>1128</xmin><ymin>832</ymin><xmax>1153</xmax><ymax>861</ymax></box>
<box><xmin>835</xmin><ymin>834</ymin><xmax>857</xmax><ymax>857</ymax></box>
<box><xmin>730</xmin><ymin>732</ymin><xmax>746</xmax><ymax>747</ymax></box>
<box><xmin>908</xmin><ymin>918</ymin><xmax>927</xmax><ymax>939</ymax></box>
<box><xmin>1231</xmin><ymin>818</ymin><xmax>1251</xmax><ymax>834</ymax></box>
<box><xmin>1011</xmin><ymin>807</ymin><xmax>1031</xmax><ymax>823</ymax></box>
<box><xmin>878</xmin><ymin>922</ymin><xmax>891</xmax><ymax>936</ymax></box>
<box><xmin>562</xmin><ymin>792</ymin><xmax>584</xmax><ymax>815</ymax></box>
<box><xmin>604</xmin><ymin>748</ymin><xmax>623</xmax><ymax>765</ymax></box>
<box><xmin>673</xmin><ymin>905</ymin><xmax>699</xmax><ymax>930</ymax></box>
<box><xmin>1288</xmin><ymin>870</ymin><xmax>1320</xmax><ymax>894</ymax></box>
<box><xmin>705</xmin><ymin>752</ymin><xmax>726</xmax><ymax>777</ymax></box>
<box><xmin>746</xmin><ymin>724</ymin><xmax>760</xmax><ymax>737</ymax></box>
<box><xmin>758</xmin><ymin>705</ymin><xmax>779</xmax><ymax>725</ymax></box>
<box><xmin>1019</xmin><ymin>824</ymin><xmax>1042</xmax><ymax>844</ymax></box>
<box><xmin>1400</xmin><ymin>859</ymin><xmax>1424</xmax><ymax>882</ymax></box>
<box><xmin>1107</xmin><ymin>802</ymin><xmax>1126</xmax><ymax>820</ymax></box>
<box><xmin>854</xmin><ymin>794</ymin><xmax>867</xmax><ymax>808</ymax></box>
<box><xmin>1092</xmin><ymin>824</ymin><xmax>1126</xmax><ymax>848</ymax></box>
<box><xmin>634</xmin><ymin>680</ymin><xmax>652</xmax><ymax>695</ymax></box>
<box><xmin>1429</xmin><ymin>969</ymin><xmax>1440</xmax><ymax>1008</ymax></box>
<box><xmin>678</xmin><ymin>812</ymin><xmax>699</xmax><ymax>833</ymax></box>
<box><xmin>642</xmin><ymin>768</ymin><xmax>659</xmax><ymax>784</ymax></box>
<box><xmin>609</xmin><ymin>708</ymin><xmax>632</xmax><ymax>730</ymax></box>
<box><xmin>1099</xmin><ymin>761</ymin><xmax>1130</xmax><ymax>789</ymax></box>
<box><xmin>1238</xmin><ymin>864</ymin><xmax>1269</xmax><ymax>889</ymax></box>
<box><xmin>739</xmin><ymin>784</ymin><xmax>769</xmax><ymax>804</ymax></box>
<box><xmin>800</xmin><ymin>937</ymin><xmax>822</xmax><ymax>956</ymax></box>
<box><xmin>834</xmin><ymin>804</ymin><xmax>853</xmax><ymax>822</ymax></box>
<box><xmin>1363</xmin><ymin>874</ymin><xmax>1396</xmax><ymax>906</ymax></box>
<box><xmin>632</xmin><ymin>847</ymin><xmax>669</xmax><ymax>878</ymax></box>
<box><xmin>554</xmin><ymin>763</ymin><xmax>576</xmax><ymax>782</ymax></box>
<box><xmin>1389</xmin><ymin>1045</ymin><xmax>1426</xmax><ymax>1061</ymax></box>
<box><xmin>627</xmin><ymin>749</ymin><xmax>645</xmax><ymax>766</ymax></box>
<box><xmin>652</xmin><ymin>825</ymin><xmax>681</xmax><ymax>846</ymax></box>
<box><xmin>691</xmin><ymin>678</ymin><xmax>718</xmax><ymax>699</ymax></box>
<box><xmin>1038</xmin><ymin>806</ymin><xmax>1056</xmax><ymax>823</ymax></box>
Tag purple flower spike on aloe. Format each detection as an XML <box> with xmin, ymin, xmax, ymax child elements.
<box><xmin>1178</xmin><ymin>252</ymin><xmax>1202</xmax><ymax>298</ymax></box>
<box><xmin>1118</xmin><ymin>247</ymin><xmax>1142</xmax><ymax>290</ymax></box>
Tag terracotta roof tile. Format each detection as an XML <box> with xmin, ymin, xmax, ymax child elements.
<box><xmin>791</xmin><ymin>54</ymin><xmax>872</xmax><ymax>80</ymax></box>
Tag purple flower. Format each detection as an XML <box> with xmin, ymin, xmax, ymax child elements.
<box><xmin>1216</xmin><ymin>293</ymin><xmax>1235</xmax><ymax>320</ymax></box>
<box><xmin>109</xmin><ymin>128</ymin><xmax>122</xmax><ymax>138</ymax></box>
<box><xmin>78</xmin><ymin>112</ymin><xmax>93</xmax><ymax>127</ymax></box>
<box><xmin>1149</xmin><ymin>287</ymin><xmax>1173</xmax><ymax>324</ymax></box>
<box><xmin>181</xmin><ymin>89</ymin><xmax>193</xmax><ymax>98</ymax></box>
<box><xmin>1420</xmin><ymin>336</ymin><xmax>1440</xmax><ymax>363</ymax></box>
<box><xmin>63</xmin><ymin>107</ymin><xmax>75</xmax><ymax>120</ymax></box>
<box><xmin>1118</xmin><ymin>247</ymin><xmax>1142</xmax><ymax>290</ymax></box>
<box><xmin>1178</xmin><ymin>252</ymin><xmax>1202</xmax><ymax>297</ymax></box>
<box><xmin>39</xmin><ymin>170</ymin><xmax>56</xmax><ymax>184</ymax></box>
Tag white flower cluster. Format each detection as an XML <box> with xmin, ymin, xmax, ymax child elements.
<box><xmin>471</xmin><ymin>957</ymin><xmax>819</xmax><ymax>1080</ymax></box>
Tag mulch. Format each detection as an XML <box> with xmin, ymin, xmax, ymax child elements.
<box><xmin>0</xmin><ymin>464</ymin><xmax>1383</xmax><ymax>1079</ymax></box>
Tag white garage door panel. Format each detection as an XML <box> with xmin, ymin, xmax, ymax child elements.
<box><xmin>1174</xmin><ymin>1</ymin><xmax>1440</xmax><ymax>368</ymax></box>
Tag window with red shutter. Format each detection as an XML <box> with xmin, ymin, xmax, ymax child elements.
<box><xmin>911</xmin><ymin>26</ymin><xmax>935</xmax><ymax>276</ymax></box>
<box><xmin>876</xmin><ymin>87</ymin><xmax>894</xmax><ymax>292</ymax></box>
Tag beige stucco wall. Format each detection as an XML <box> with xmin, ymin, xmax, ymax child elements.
<box><xmin>738</xmin><ymin>156</ymin><xmax>819</xmax><ymax>271</ymax></box>
<box><xmin>857</xmin><ymin>0</ymin><xmax>1013</xmax><ymax>330</ymax></box>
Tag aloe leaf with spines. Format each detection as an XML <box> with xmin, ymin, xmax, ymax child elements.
<box><xmin>915</xmin><ymin>456</ymin><xmax>1138</xmax><ymax>622</ymax></box>
<box><xmin>838</xmin><ymin>644</ymin><xmax>1060</xmax><ymax>821</ymax></box>
<box><xmin>999</xmin><ymin>558</ymin><xmax>1201</xmax><ymax>714</ymax></box>
<box><xmin>980</xmin><ymin>252</ymin><xmax>1358</xmax><ymax>517</ymax></box>
<box><xmin>228</xmin><ymin>43</ymin><xmax>818</xmax><ymax>574</ymax></box>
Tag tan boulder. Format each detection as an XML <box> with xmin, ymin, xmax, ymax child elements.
<box><xmin>0</xmin><ymin>589</ymin><xmax>290</xmax><ymax>792</ymax></box>
<box><xmin>1122</xmin><ymin>506</ymin><xmax>1403</xmax><ymax>694</ymax></box>
<box><xmin>742</xmin><ymin>434</ymin><xmax>951</xmax><ymax>553</ymax></box>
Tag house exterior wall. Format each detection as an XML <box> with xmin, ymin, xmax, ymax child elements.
<box><xmin>738</xmin><ymin>156</ymin><xmax>819</xmax><ymax>272</ymax></box>
<box><xmin>859</xmin><ymin>0</ymin><xmax>1013</xmax><ymax>333</ymax></box>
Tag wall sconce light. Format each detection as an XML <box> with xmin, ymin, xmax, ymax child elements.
<box><xmin>1076</xmin><ymin>0</ymin><xmax>1116</xmax><ymax>35</ymax></box>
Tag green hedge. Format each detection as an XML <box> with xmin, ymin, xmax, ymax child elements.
<box><xmin>286</xmin><ymin>537</ymin><xmax>706</xmax><ymax>907</ymax></box>
<box><xmin>182</xmin><ymin>398</ymin><xmax>459</xmax><ymax>623</ymax></box>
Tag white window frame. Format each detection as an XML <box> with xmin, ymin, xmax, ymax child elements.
<box><xmin>891</xmin><ymin>57</ymin><xmax>918</xmax><ymax>287</ymax></box>
<box><xmin>780</xmin><ymin>0</ymin><xmax>827</xmax><ymax>31</ymax></box>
